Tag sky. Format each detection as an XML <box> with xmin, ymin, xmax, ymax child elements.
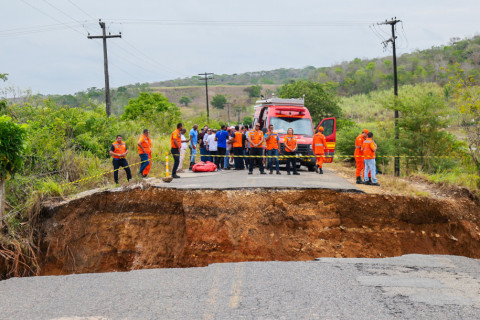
<box><xmin>1</xmin><ymin>0</ymin><xmax>480</xmax><ymax>95</ymax></box>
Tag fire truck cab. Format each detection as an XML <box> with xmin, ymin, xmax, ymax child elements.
<box><xmin>253</xmin><ymin>97</ymin><xmax>336</xmax><ymax>171</ymax></box>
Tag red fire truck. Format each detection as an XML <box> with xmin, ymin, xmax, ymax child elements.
<box><xmin>253</xmin><ymin>97</ymin><xmax>336</xmax><ymax>171</ymax></box>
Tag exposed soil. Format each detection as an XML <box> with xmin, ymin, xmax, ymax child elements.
<box><xmin>36</xmin><ymin>186</ymin><xmax>480</xmax><ymax>276</ymax></box>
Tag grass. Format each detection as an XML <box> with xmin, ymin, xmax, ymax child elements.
<box><xmin>419</xmin><ymin>170</ymin><xmax>480</xmax><ymax>191</ymax></box>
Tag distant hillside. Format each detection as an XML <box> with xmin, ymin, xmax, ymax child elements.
<box><xmin>152</xmin><ymin>84</ymin><xmax>280</xmax><ymax>121</ymax></box>
<box><xmin>150</xmin><ymin>67</ymin><xmax>317</xmax><ymax>87</ymax></box>
<box><xmin>150</xmin><ymin>35</ymin><xmax>480</xmax><ymax>96</ymax></box>
<box><xmin>38</xmin><ymin>35</ymin><xmax>480</xmax><ymax>115</ymax></box>
<box><xmin>311</xmin><ymin>35</ymin><xmax>480</xmax><ymax>96</ymax></box>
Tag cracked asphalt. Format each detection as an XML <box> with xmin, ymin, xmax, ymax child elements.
<box><xmin>0</xmin><ymin>254</ymin><xmax>479</xmax><ymax>319</ymax></box>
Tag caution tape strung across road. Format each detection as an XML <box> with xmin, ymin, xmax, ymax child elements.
<box><xmin>203</xmin><ymin>154</ymin><xmax>461</xmax><ymax>160</ymax></box>
<box><xmin>59</xmin><ymin>153</ymin><xmax>462</xmax><ymax>188</ymax></box>
<box><xmin>60</xmin><ymin>156</ymin><xmax>164</xmax><ymax>188</ymax></box>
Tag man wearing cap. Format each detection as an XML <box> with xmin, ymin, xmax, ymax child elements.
<box><xmin>313</xmin><ymin>126</ymin><xmax>328</xmax><ymax>174</ymax></box>
<box><xmin>355</xmin><ymin>129</ymin><xmax>370</xmax><ymax>184</ymax></box>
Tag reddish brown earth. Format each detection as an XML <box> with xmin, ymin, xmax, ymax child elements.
<box><xmin>35</xmin><ymin>187</ymin><xmax>480</xmax><ymax>276</ymax></box>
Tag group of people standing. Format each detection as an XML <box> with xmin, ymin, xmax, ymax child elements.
<box><xmin>187</xmin><ymin>123</ymin><xmax>329</xmax><ymax>175</ymax></box>
<box><xmin>354</xmin><ymin>129</ymin><xmax>380</xmax><ymax>186</ymax></box>
<box><xmin>109</xmin><ymin>128</ymin><xmax>153</xmax><ymax>184</ymax></box>
<box><xmin>109</xmin><ymin>123</ymin><xmax>374</xmax><ymax>184</ymax></box>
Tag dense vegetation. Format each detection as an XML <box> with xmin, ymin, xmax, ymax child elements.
<box><xmin>336</xmin><ymin>80</ymin><xmax>478</xmax><ymax>189</ymax></box>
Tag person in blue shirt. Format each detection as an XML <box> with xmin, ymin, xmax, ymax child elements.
<box><xmin>189</xmin><ymin>124</ymin><xmax>198</xmax><ymax>170</ymax></box>
<box><xmin>215</xmin><ymin>125</ymin><xmax>229</xmax><ymax>170</ymax></box>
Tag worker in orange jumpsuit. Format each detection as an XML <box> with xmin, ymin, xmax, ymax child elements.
<box><xmin>284</xmin><ymin>128</ymin><xmax>300</xmax><ymax>175</ymax></box>
<box><xmin>313</xmin><ymin>126</ymin><xmax>328</xmax><ymax>174</ymax></box>
<box><xmin>355</xmin><ymin>129</ymin><xmax>370</xmax><ymax>184</ymax></box>
<box><xmin>137</xmin><ymin>129</ymin><xmax>152</xmax><ymax>178</ymax></box>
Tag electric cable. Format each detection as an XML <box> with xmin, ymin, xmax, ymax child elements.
<box><xmin>18</xmin><ymin>0</ymin><xmax>85</xmax><ymax>36</ymax></box>
<box><xmin>65</xmin><ymin>0</ymin><xmax>96</xmax><ymax>20</ymax></box>
<box><xmin>119</xmin><ymin>38</ymin><xmax>188</xmax><ymax>78</ymax></box>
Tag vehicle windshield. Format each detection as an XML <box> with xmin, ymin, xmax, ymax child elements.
<box><xmin>269</xmin><ymin>117</ymin><xmax>313</xmax><ymax>136</ymax></box>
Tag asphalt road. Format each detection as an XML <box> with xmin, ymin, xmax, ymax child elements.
<box><xmin>1</xmin><ymin>255</ymin><xmax>478</xmax><ymax>319</ymax></box>
<box><xmin>151</xmin><ymin>167</ymin><xmax>363</xmax><ymax>193</ymax></box>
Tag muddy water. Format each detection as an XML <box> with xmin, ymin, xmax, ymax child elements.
<box><xmin>39</xmin><ymin>188</ymin><xmax>480</xmax><ymax>275</ymax></box>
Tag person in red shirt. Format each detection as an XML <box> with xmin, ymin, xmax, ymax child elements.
<box><xmin>137</xmin><ymin>129</ymin><xmax>152</xmax><ymax>178</ymax></box>
<box><xmin>171</xmin><ymin>123</ymin><xmax>183</xmax><ymax>178</ymax></box>
<box><xmin>284</xmin><ymin>128</ymin><xmax>300</xmax><ymax>175</ymax></box>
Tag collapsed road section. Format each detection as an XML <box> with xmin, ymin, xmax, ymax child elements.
<box><xmin>36</xmin><ymin>185</ymin><xmax>480</xmax><ymax>276</ymax></box>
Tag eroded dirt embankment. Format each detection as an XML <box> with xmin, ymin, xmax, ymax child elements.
<box><xmin>38</xmin><ymin>187</ymin><xmax>480</xmax><ymax>275</ymax></box>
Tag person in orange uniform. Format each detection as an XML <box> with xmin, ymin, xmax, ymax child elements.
<box><xmin>355</xmin><ymin>129</ymin><xmax>370</xmax><ymax>184</ymax></box>
<box><xmin>171</xmin><ymin>123</ymin><xmax>183</xmax><ymax>179</ymax></box>
<box><xmin>247</xmin><ymin>123</ymin><xmax>266</xmax><ymax>175</ymax></box>
<box><xmin>284</xmin><ymin>128</ymin><xmax>300</xmax><ymax>175</ymax></box>
<box><xmin>137</xmin><ymin>129</ymin><xmax>152</xmax><ymax>178</ymax></box>
<box><xmin>265</xmin><ymin>124</ymin><xmax>281</xmax><ymax>175</ymax></box>
<box><xmin>362</xmin><ymin>132</ymin><xmax>380</xmax><ymax>186</ymax></box>
<box><xmin>313</xmin><ymin>126</ymin><xmax>328</xmax><ymax>174</ymax></box>
<box><xmin>232</xmin><ymin>125</ymin><xmax>245</xmax><ymax>170</ymax></box>
<box><xmin>110</xmin><ymin>135</ymin><xmax>132</xmax><ymax>184</ymax></box>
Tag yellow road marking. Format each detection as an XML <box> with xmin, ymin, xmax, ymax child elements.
<box><xmin>228</xmin><ymin>263</ymin><xmax>244</xmax><ymax>309</ymax></box>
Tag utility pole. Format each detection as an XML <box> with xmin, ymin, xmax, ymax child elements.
<box><xmin>224</xmin><ymin>102</ymin><xmax>231</xmax><ymax>124</ymax></box>
<box><xmin>378</xmin><ymin>17</ymin><xmax>401</xmax><ymax>177</ymax></box>
<box><xmin>88</xmin><ymin>19</ymin><xmax>121</xmax><ymax>117</ymax></box>
<box><xmin>198</xmin><ymin>72</ymin><xmax>213</xmax><ymax>122</ymax></box>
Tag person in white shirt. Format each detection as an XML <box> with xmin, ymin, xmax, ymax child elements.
<box><xmin>203</xmin><ymin>128</ymin><xmax>211</xmax><ymax>162</ymax></box>
<box><xmin>178</xmin><ymin>128</ymin><xmax>189</xmax><ymax>173</ymax></box>
<box><xmin>206</xmin><ymin>128</ymin><xmax>218</xmax><ymax>163</ymax></box>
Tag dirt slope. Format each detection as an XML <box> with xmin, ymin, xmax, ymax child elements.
<box><xmin>38</xmin><ymin>186</ymin><xmax>480</xmax><ymax>276</ymax></box>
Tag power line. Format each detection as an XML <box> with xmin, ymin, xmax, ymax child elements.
<box><xmin>0</xmin><ymin>22</ymin><xmax>83</xmax><ymax>37</ymax></box>
<box><xmin>104</xmin><ymin>18</ymin><xmax>374</xmax><ymax>27</ymax></box>
<box><xmin>120</xmin><ymin>38</ymin><xmax>188</xmax><ymax>77</ymax></box>
<box><xmin>41</xmin><ymin>0</ymin><xmax>85</xmax><ymax>26</ymax></box>
<box><xmin>108</xmin><ymin>41</ymin><xmax>175</xmax><ymax>79</ymax></box>
<box><xmin>109</xmin><ymin>60</ymin><xmax>144</xmax><ymax>83</ymax></box>
<box><xmin>88</xmin><ymin>39</ymin><xmax>144</xmax><ymax>83</ymax></box>
<box><xmin>65</xmin><ymin>0</ymin><xmax>96</xmax><ymax>20</ymax></box>
<box><xmin>369</xmin><ymin>24</ymin><xmax>387</xmax><ymax>43</ymax></box>
<box><xmin>18</xmin><ymin>0</ymin><xmax>85</xmax><ymax>36</ymax></box>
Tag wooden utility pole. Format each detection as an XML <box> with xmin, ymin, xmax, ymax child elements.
<box><xmin>198</xmin><ymin>72</ymin><xmax>213</xmax><ymax>122</ymax></box>
<box><xmin>88</xmin><ymin>20</ymin><xmax>121</xmax><ymax>117</ymax></box>
<box><xmin>224</xmin><ymin>102</ymin><xmax>231</xmax><ymax>124</ymax></box>
<box><xmin>378</xmin><ymin>17</ymin><xmax>401</xmax><ymax>177</ymax></box>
